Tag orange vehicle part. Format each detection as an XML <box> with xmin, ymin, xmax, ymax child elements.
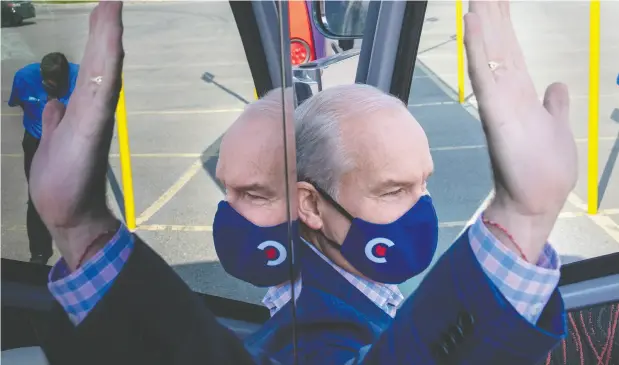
<box><xmin>255</xmin><ymin>2</ymin><xmax>318</xmax><ymax>98</ymax></box>
<box><xmin>288</xmin><ymin>1</ymin><xmax>316</xmax><ymax>65</ymax></box>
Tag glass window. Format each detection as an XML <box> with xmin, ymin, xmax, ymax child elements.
<box><xmin>301</xmin><ymin>0</ymin><xmax>619</xmax><ymax>301</ymax></box>
<box><xmin>415</xmin><ymin>1</ymin><xmax>619</xmax><ymax>269</ymax></box>
<box><xmin>1</xmin><ymin>1</ymin><xmax>295</xmax><ymax>309</ymax></box>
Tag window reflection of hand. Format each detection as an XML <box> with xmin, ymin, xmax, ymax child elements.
<box><xmin>29</xmin><ymin>1</ymin><xmax>124</xmax><ymax>270</ymax></box>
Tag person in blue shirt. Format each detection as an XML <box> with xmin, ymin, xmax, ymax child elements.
<box><xmin>8</xmin><ymin>52</ymin><xmax>79</xmax><ymax>264</ymax></box>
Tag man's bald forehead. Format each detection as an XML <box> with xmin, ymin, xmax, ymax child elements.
<box><xmin>243</xmin><ymin>87</ymin><xmax>294</xmax><ymax>122</ymax></box>
<box><xmin>217</xmin><ymin>87</ymin><xmax>296</xmax><ymax>184</ymax></box>
<box><xmin>295</xmin><ymin>84</ymin><xmax>430</xmax><ymax>198</ymax></box>
<box><xmin>296</xmin><ymin>84</ymin><xmax>406</xmax><ymax>122</ymax></box>
<box><xmin>222</xmin><ymin>87</ymin><xmax>294</xmax><ymax>149</ymax></box>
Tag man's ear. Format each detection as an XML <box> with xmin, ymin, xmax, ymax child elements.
<box><xmin>297</xmin><ymin>181</ymin><xmax>323</xmax><ymax>230</ymax></box>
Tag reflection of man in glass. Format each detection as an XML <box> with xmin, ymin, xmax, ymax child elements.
<box><xmin>212</xmin><ymin>88</ymin><xmax>299</xmax><ymax>289</ymax></box>
<box><xmin>8</xmin><ymin>52</ymin><xmax>79</xmax><ymax>264</ymax></box>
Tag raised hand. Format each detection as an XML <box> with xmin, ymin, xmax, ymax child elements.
<box><xmin>29</xmin><ymin>1</ymin><xmax>125</xmax><ymax>270</ymax></box>
<box><xmin>464</xmin><ymin>0</ymin><xmax>578</xmax><ymax>260</ymax></box>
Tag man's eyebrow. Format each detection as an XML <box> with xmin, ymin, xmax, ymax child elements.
<box><xmin>371</xmin><ymin>179</ymin><xmax>412</xmax><ymax>191</ymax></box>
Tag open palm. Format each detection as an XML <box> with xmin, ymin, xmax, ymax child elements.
<box><xmin>29</xmin><ymin>2</ymin><xmax>124</xmax><ymax>262</ymax></box>
<box><xmin>465</xmin><ymin>1</ymin><xmax>577</xmax><ymax>216</ymax></box>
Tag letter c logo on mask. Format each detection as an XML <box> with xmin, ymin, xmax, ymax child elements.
<box><xmin>364</xmin><ymin>237</ymin><xmax>395</xmax><ymax>264</ymax></box>
<box><xmin>213</xmin><ymin>201</ymin><xmax>300</xmax><ymax>287</ymax></box>
<box><xmin>257</xmin><ymin>240</ymin><xmax>287</xmax><ymax>266</ymax></box>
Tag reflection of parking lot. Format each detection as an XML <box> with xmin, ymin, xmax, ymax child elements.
<box><xmin>1</xmin><ymin>2</ymin><xmax>266</xmax><ymax>304</ymax></box>
<box><xmin>318</xmin><ymin>1</ymin><xmax>619</xmax><ymax>295</ymax></box>
<box><xmin>412</xmin><ymin>1</ymin><xmax>619</xmax><ymax>273</ymax></box>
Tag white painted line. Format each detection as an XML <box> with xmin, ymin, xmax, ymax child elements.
<box><xmin>567</xmin><ymin>193</ymin><xmax>619</xmax><ymax>244</ymax></box>
<box><xmin>138</xmin><ymin>224</ymin><xmax>213</xmax><ymax>232</ymax></box>
<box><xmin>431</xmin><ymin>145</ymin><xmax>485</xmax><ymax>152</ymax></box>
<box><xmin>6</xmin><ymin>210</ymin><xmax>613</xmax><ymax>234</ymax></box>
<box><xmin>123</xmin><ymin>62</ymin><xmax>249</xmax><ymax>70</ymax></box>
<box><xmin>409</xmin><ymin>101</ymin><xmax>459</xmax><ymax>107</ymax></box>
<box><xmin>128</xmin><ymin>108</ymin><xmax>244</xmax><ymax>116</ymax></box>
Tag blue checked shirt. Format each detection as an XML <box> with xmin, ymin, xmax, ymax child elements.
<box><xmin>48</xmin><ymin>216</ymin><xmax>560</xmax><ymax>326</ymax></box>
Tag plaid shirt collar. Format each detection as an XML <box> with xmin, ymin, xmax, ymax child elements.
<box><xmin>262</xmin><ymin>238</ymin><xmax>404</xmax><ymax>318</ymax></box>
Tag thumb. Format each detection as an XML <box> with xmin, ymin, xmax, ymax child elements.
<box><xmin>543</xmin><ymin>82</ymin><xmax>570</xmax><ymax>122</ymax></box>
<box><xmin>41</xmin><ymin>99</ymin><xmax>66</xmax><ymax>141</ymax></box>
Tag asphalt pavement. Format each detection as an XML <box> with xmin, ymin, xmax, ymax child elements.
<box><xmin>1</xmin><ymin>1</ymin><xmax>618</xmax><ymax>303</ymax></box>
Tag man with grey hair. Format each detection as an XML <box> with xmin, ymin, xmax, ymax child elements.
<box><xmin>30</xmin><ymin>1</ymin><xmax>572</xmax><ymax>365</ymax></box>
<box><xmin>259</xmin><ymin>4</ymin><xmax>573</xmax><ymax>365</ymax></box>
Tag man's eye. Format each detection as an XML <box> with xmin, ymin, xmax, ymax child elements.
<box><xmin>245</xmin><ymin>192</ymin><xmax>267</xmax><ymax>201</ymax></box>
<box><xmin>383</xmin><ymin>189</ymin><xmax>404</xmax><ymax>197</ymax></box>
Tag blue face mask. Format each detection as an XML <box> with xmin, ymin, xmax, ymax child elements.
<box><xmin>310</xmin><ymin>183</ymin><xmax>439</xmax><ymax>284</ymax></box>
<box><xmin>212</xmin><ymin>201</ymin><xmax>299</xmax><ymax>287</ymax></box>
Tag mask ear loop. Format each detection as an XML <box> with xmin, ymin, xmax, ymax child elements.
<box><xmin>303</xmin><ymin>179</ymin><xmax>354</xmax><ymax>221</ymax></box>
<box><xmin>302</xmin><ymin>179</ymin><xmax>354</xmax><ymax>252</ymax></box>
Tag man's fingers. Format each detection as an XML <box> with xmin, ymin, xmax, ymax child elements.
<box><xmin>74</xmin><ymin>2</ymin><xmax>123</xmax><ymax>95</ymax></box>
<box><xmin>464</xmin><ymin>12</ymin><xmax>495</xmax><ymax>99</ymax></box>
<box><xmin>75</xmin><ymin>3</ymin><xmax>101</xmax><ymax>91</ymax></box>
<box><xmin>95</xmin><ymin>1</ymin><xmax>124</xmax><ymax>109</ymax></box>
<box><xmin>41</xmin><ymin>100</ymin><xmax>66</xmax><ymax>141</ymax></box>
<box><xmin>543</xmin><ymin>82</ymin><xmax>570</xmax><ymax>122</ymax></box>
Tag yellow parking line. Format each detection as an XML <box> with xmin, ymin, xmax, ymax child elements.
<box><xmin>567</xmin><ymin>193</ymin><xmax>619</xmax><ymax>244</ymax></box>
<box><xmin>135</xmin><ymin>159</ymin><xmax>204</xmax><ymax>225</ymax></box>
<box><xmin>2</xmin><ymin>153</ymin><xmax>204</xmax><ymax>158</ymax></box>
<box><xmin>5</xmin><ymin>210</ymin><xmax>617</xmax><ymax>234</ymax></box>
<box><xmin>2</xmin><ymin>108</ymin><xmax>243</xmax><ymax>118</ymax></box>
<box><xmin>1</xmin><ymin>225</ymin><xmax>26</xmax><ymax>231</ymax></box>
<box><xmin>139</xmin><ymin>224</ymin><xmax>213</xmax><ymax>232</ymax></box>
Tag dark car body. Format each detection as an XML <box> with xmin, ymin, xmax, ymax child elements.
<box><xmin>1</xmin><ymin>1</ymin><xmax>36</xmax><ymax>27</ymax></box>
